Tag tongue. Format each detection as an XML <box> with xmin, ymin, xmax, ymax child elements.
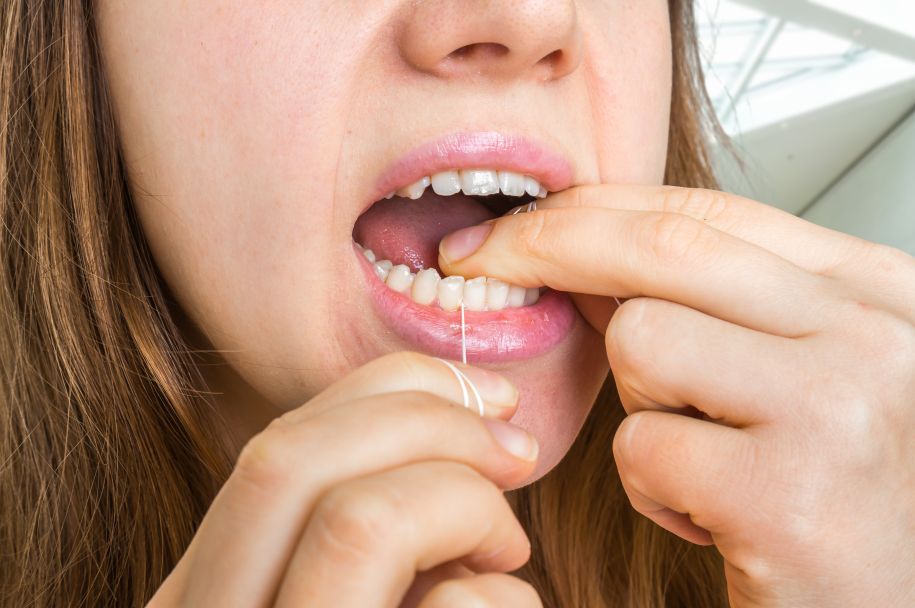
<box><xmin>353</xmin><ymin>192</ymin><xmax>494</xmax><ymax>272</ymax></box>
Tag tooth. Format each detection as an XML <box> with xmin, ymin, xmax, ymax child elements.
<box><xmin>463</xmin><ymin>276</ymin><xmax>487</xmax><ymax>311</ymax></box>
<box><xmin>537</xmin><ymin>186</ymin><xmax>548</xmax><ymax>198</ymax></box>
<box><xmin>485</xmin><ymin>279</ymin><xmax>509</xmax><ymax>311</ymax></box>
<box><xmin>507</xmin><ymin>285</ymin><xmax>527</xmax><ymax>308</ymax></box>
<box><xmin>431</xmin><ymin>170</ymin><xmax>462</xmax><ymax>196</ymax></box>
<box><xmin>384</xmin><ymin>192</ymin><xmax>395</xmax><ymax>199</ymax></box>
<box><xmin>523</xmin><ymin>287</ymin><xmax>540</xmax><ymax>306</ymax></box>
<box><xmin>397</xmin><ymin>176</ymin><xmax>430</xmax><ymax>200</ymax></box>
<box><xmin>498</xmin><ymin>171</ymin><xmax>527</xmax><ymax>197</ymax></box>
<box><xmin>438</xmin><ymin>276</ymin><xmax>465</xmax><ymax>311</ymax></box>
<box><xmin>362</xmin><ymin>248</ymin><xmax>376</xmax><ymax>263</ymax></box>
<box><xmin>524</xmin><ymin>176</ymin><xmax>541</xmax><ymax>197</ymax></box>
<box><xmin>374</xmin><ymin>259</ymin><xmax>393</xmax><ymax>281</ymax></box>
<box><xmin>385</xmin><ymin>264</ymin><xmax>414</xmax><ymax>293</ymax></box>
<box><xmin>411</xmin><ymin>268</ymin><xmax>440</xmax><ymax>306</ymax></box>
<box><xmin>461</xmin><ymin>169</ymin><xmax>500</xmax><ymax>196</ymax></box>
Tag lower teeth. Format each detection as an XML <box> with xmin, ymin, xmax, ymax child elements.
<box><xmin>356</xmin><ymin>242</ymin><xmax>540</xmax><ymax>311</ymax></box>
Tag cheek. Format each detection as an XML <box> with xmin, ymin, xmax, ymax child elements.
<box><xmin>96</xmin><ymin>1</ymin><xmax>377</xmax><ymax>401</ymax></box>
<box><xmin>582</xmin><ymin>1</ymin><xmax>672</xmax><ymax>184</ymax></box>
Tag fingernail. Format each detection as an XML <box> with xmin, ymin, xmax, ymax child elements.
<box><xmin>482</xmin><ymin>419</ymin><xmax>539</xmax><ymax>462</ymax></box>
<box><xmin>457</xmin><ymin>364</ymin><xmax>519</xmax><ymax>413</ymax></box>
<box><xmin>439</xmin><ymin>224</ymin><xmax>492</xmax><ymax>265</ymax></box>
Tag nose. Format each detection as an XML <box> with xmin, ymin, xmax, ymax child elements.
<box><xmin>397</xmin><ymin>0</ymin><xmax>583</xmax><ymax>82</ymax></box>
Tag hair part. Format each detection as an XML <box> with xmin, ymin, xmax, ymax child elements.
<box><xmin>1</xmin><ymin>1</ymin><xmax>727</xmax><ymax>605</ymax></box>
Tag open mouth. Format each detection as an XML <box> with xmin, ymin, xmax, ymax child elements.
<box><xmin>352</xmin><ymin>131</ymin><xmax>578</xmax><ymax>363</ymax></box>
<box><xmin>352</xmin><ymin>168</ymin><xmax>546</xmax><ymax>311</ymax></box>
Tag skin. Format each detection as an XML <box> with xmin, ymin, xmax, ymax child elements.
<box><xmin>440</xmin><ymin>185</ymin><xmax>915</xmax><ymax>605</ymax></box>
<box><xmin>94</xmin><ymin>0</ymin><xmax>669</xmax><ymax>473</ymax></box>
<box><xmin>94</xmin><ymin>0</ymin><xmax>915</xmax><ymax>606</ymax></box>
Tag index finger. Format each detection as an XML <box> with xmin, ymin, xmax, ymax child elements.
<box><xmin>438</xmin><ymin>207</ymin><xmax>836</xmax><ymax>337</ymax></box>
<box><xmin>542</xmin><ymin>184</ymin><xmax>863</xmax><ymax>277</ymax></box>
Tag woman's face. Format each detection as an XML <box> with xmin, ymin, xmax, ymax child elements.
<box><xmin>96</xmin><ymin>0</ymin><xmax>672</xmax><ymax>481</ymax></box>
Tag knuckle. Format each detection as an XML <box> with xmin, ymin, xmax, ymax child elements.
<box><xmin>513</xmin><ymin>579</ymin><xmax>543</xmax><ymax>606</ymax></box>
<box><xmin>865</xmin><ymin>242</ymin><xmax>915</xmax><ymax>278</ymax></box>
<box><xmin>844</xmin><ymin>305</ymin><xmax>915</xmax><ymax>381</ymax></box>
<box><xmin>606</xmin><ymin>298</ymin><xmax>653</xmax><ymax>371</ymax></box>
<box><xmin>611</xmin><ymin>412</ymin><xmax>645</xmax><ymax>474</ymax></box>
<box><xmin>660</xmin><ymin>186</ymin><xmax>731</xmax><ymax>225</ymax></box>
<box><xmin>233</xmin><ymin>420</ymin><xmax>297</xmax><ymax>492</ymax></box>
<box><xmin>310</xmin><ymin>481</ymin><xmax>402</xmax><ymax>562</ymax></box>
<box><xmin>730</xmin><ymin>551</ymin><xmax>778</xmax><ymax>588</ymax></box>
<box><xmin>641</xmin><ymin>212</ymin><xmax>718</xmax><ymax>267</ymax></box>
<box><xmin>874</xmin><ymin>314</ymin><xmax>915</xmax><ymax>372</ymax></box>
<box><xmin>821</xmin><ymin>390</ymin><xmax>884</xmax><ymax>464</ymax></box>
<box><xmin>377</xmin><ymin>350</ymin><xmax>433</xmax><ymax>380</ymax></box>
<box><xmin>564</xmin><ymin>183</ymin><xmax>587</xmax><ymax>208</ymax></box>
<box><xmin>396</xmin><ymin>389</ymin><xmax>468</xmax><ymax>423</ymax></box>
<box><xmin>516</xmin><ymin>210</ymin><xmax>551</xmax><ymax>257</ymax></box>
<box><xmin>423</xmin><ymin>579</ymin><xmax>489</xmax><ymax>607</ymax></box>
<box><xmin>423</xmin><ymin>577</ymin><xmax>541</xmax><ymax>608</ymax></box>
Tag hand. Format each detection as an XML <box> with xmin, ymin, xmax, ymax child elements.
<box><xmin>439</xmin><ymin>184</ymin><xmax>915</xmax><ymax>607</ymax></box>
<box><xmin>147</xmin><ymin>351</ymin><xmax>543</xmax><ymax>608</ymax></box>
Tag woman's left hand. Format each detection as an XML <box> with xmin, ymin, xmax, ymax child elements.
<box><xmin>438</xmin><ymin>184</ymin><xmax>915</xmax><ymax>607</ymax></box>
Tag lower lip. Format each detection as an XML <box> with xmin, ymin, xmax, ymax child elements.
<box><xmin>356</xmin><ymin>247</ymin><xmax>577</xmax><ymax>363</ymax></box>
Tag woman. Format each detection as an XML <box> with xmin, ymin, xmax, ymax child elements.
<box><xmin>1</xmin><ymin>0</ymin><xmax>913</xmax><ymax>606</ymax></box>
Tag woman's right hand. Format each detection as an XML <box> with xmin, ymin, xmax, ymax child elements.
<box><xmin>146</xmin><ymin>351</ymin><xmax>542</xmax><ymax>608</ymax></box>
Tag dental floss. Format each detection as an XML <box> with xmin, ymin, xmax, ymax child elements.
<box><xmin>435</xmin><ymin>357</ymin><xmax>485</xmax><ymax>417</ymax></box>
<box><xmin>437</xmin><ymin>198</ymin><xmax>621</xmax><ymax>417</ymax></box>
<box><xmin>432</xmin><ymin>301</ymin><xmax>487</xmax><ymax>417</ymax></box>
<box><xmin>463</xmin><ymin>366</ymin><xmax>485</xmax><ymax>417</ymax></box>
<box><xmin>435</xmin><ymin>358</ymin><xmax>470</xmax><ymax>412</ymax></box>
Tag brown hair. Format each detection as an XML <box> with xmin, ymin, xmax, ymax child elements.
<box><xmin>1</xmin><ymin>1</ymin><xmax>728</xmax><ymax>606</ymax></box>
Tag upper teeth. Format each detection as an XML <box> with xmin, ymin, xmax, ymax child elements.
<box><xmin>388</xmin><ymin>169</ymin><xmax>548</xmax><ymax>200</ymax></box>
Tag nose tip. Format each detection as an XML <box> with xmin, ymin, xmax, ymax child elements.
<box><xmin>397</xmin><ymin>0</ymin><xmax>583</xmax><ymax>82</ymax></box>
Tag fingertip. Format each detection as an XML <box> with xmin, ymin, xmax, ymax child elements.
<box><xmin>438</xmin><ymin>224</ymin><xmax>492</xmax><ymax>267</ymax></box>
<box><xmin>457</xmin><ymin>364</ymin><xmax>520</xmax><ymax>412</ymax></box>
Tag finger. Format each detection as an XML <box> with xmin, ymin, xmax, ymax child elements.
<box><xmin>402</xmin><ymin>562</ymin><xmax>476</xmax><ymax>608</ymax></box>
<box><xmin>181</xmin><ymin>391</ymin><xmax>539</xmax><ymax>607</ymax></box>
<box><xmin>439</xmin><ymin>207</ymin><xmax>835</xmax><ymax>337</ymax></box>
<box><xmin>165</xmin><ymin>351</ymin><xmax>519</xmax><ymax>593</ymax></box>
<box><xmin>539</xmin><ymin>184</ymin><xmax>865</xmax><ymax>278</ymax></box>
<box><xmin>618</xmin><ymin>481</ymin><xmax>715</xmax><ymax>547</ymax></box>
<box><xmin>274</xmin><ymin>461</ymin><xmax>531</xmax><ymax>608</ymax></box>
<box><xmin>541</xmin><ymin>186</ymin><xmax>915</xmax><ymax>320</ymax></box>
<box><xmin>613</xmin><ymin>410</ymin><xmax>758</xmax><ymax>541</ymax></box>
<box><xmin>607</xmin><ymin>297</ymin><xmax>800</xmax><ymax>426</ymax></box>
<box><xmin>303</xmin><ymin>351</ymin><xmax>520</xmax><ymax>420</ymax></box>
<box><xmin>418</xmin><ymin>573</ymin><xmax>542</xmax><ymax>608</ymax></box>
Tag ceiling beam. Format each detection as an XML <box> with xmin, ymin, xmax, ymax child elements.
<box><xmin>730</xmin><ymin>0</ymin><xmax>915</xmax><ymax>63</ymax></box>
<box><xmin>721</xmin><ymin>18</ymin><xmax>786</xmax><ymax>122</ymax></box>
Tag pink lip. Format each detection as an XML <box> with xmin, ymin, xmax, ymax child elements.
<box><xmin>365</xmin><ymin>131</ymin><xmax>574</xmax><ymax>215</ymax></box>
<box><xmin>356</xmin><ymin>248</ymin><xmax>576</xmax><ymax>363</ymax></box>
<box><xmin>355</xmin><ymin>131</ymin><xmax>578</xmax><ymax>362</ymax></box>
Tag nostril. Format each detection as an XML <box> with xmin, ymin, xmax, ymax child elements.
<box><xmin>537</xmin><ymin>49</ymin><xmax>563</xmax><ymax>67</ymax></box>
<box><xmin>448</xmin><ymin>42</ymin><xmax>510</xmax><ymax>61</ymax></box>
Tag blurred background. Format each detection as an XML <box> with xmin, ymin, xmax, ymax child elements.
<box><xmin>696</xmin><ymin>0</ymin><xmax>915</xmax><ymax>255</ymax></box>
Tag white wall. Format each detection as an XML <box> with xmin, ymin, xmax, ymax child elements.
<box><xmin>801</xmin><ymin>107</ymin><xmax>915</xmax><ymax>255</ymax></box>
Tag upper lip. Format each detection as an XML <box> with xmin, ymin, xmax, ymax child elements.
<box><xmin>364</xmin><ymin>131</ymin><xmax>575</xmax><ymax>214</ymax></box>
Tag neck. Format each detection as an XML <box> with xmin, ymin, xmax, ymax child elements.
<box><xmin>170</xmin><ymin>300</ymin><xmax>282</xmax><ymax>460</ymax></box>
